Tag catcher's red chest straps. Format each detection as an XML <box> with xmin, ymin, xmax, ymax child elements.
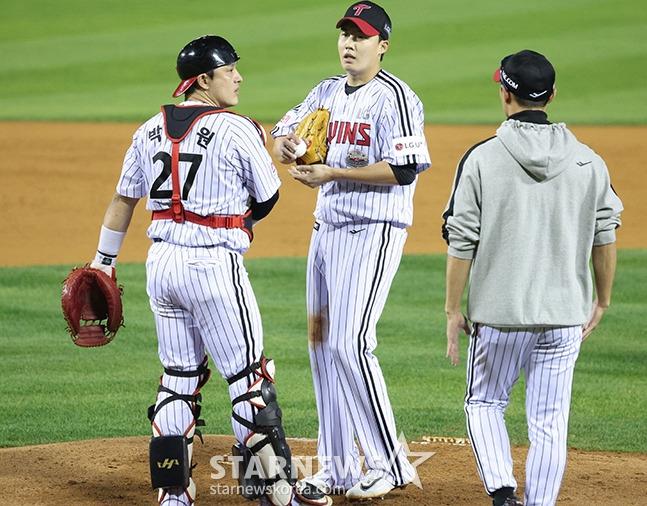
<box><xmin>151</xmin><ymin>105</ymin><xmax>256</xmax><ymax>240</ymax></box>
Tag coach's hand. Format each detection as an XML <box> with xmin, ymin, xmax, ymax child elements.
<box><xmin>446</xmin><ymin>311</ymin><xmax>470</xmax><ymax>366</ymax></box>
<box><xmin>582</xmin><ymin>299</ymin><xmax>608</xmax><ymax>341</ymax></box>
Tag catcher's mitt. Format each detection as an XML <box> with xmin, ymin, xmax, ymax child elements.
<box><xmin>293</xmin><ymin>107</ymin><xmax>330</xmax><ymax>165</ymax></box>
<box><xmin>61</xmin><ymin>265</ymin><xmax>124</xmax><ymax>347</ymax></box>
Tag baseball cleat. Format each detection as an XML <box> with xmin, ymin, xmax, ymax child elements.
<box><xmin>297</xmin><ymin>476</ymin><xmax>332</xmax><ymax>495</ymax></box>
<box><xmin>493</xmin><ymin>496</ymin><xmax>523</xmax><ymax>506</ymax></box>
<box><xmin>295</xmin><ymin>479</ymin><xmax>333</xmax><ymax>506</ymax></box>
<box><xmin>345</xmin><ymin>475</ymin><xmax>403</xmax><ymax>501</ymax></box>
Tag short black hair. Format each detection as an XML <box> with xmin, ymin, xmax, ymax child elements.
<box><xmin>512</xmin><ymin>93</ymin><xmax>551</xmax><ymax>108</ymax></box>
<box><xmin>185</xmin><ymin>69</ymin><xmax>215</xmax><ymax>97</ymax></box>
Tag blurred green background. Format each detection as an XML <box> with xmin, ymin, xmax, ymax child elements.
<box><xmin>1</xmin><ymin>0</ymin><xmax>646</xmax><ymax>124</ymax></box>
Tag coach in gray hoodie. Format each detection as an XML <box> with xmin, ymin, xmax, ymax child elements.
<box><xmin>441</xmin><ymin>50</ymin><xmax>623</xmax><ymax>506</ymax></box>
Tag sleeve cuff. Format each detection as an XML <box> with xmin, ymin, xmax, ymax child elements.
<box><xmin>448</xmin><ymin>246</ymin><xmax>475</xmax><ymax>260</ymax></box>
<box><xmin>593</xmin><ymin>229</ymin><xmax>617</xmax><ymax>247</ymax></box>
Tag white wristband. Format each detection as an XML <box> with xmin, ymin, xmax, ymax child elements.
<box><xmin>94</xmin><ymin>226</ymin><xmax>126</xmax><ymax>267</ymax></box>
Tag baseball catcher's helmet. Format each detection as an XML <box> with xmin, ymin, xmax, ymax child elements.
<box><xmin>172</xmin><ymin>35</ymin><xmax>240</xmax><ymax>98</ymax></box>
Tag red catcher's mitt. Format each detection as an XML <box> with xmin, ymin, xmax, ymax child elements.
<box><xmin>61</xmin><ymin>265</ymin><xmax>124</xmax><ymax>347</ymax></box>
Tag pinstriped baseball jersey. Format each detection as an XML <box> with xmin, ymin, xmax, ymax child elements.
<box><xmin>117</xmin><ymin>102</ymin><xmax>280</xmax><ymax>253</ymax></box>
<box><xmin>271</xmin><ymin>70</ymin><xmax>431</xmax><ymax>226</ymax></box>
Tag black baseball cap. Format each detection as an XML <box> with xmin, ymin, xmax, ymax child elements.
<box><xmin>493</xmin><ymin>50</ymin><xmax>555</xmax><ymax>102</ymax></box>
<box><xmin>336</xmin><ymin>1</ymin><xmax>392</xmax><ymax>40</ymax></box>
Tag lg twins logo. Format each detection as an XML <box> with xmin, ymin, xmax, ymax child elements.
<box><xmin>394</xmin><ymin>136</ymin><xmax>425</xmax><ymax>155</ymax></box>
<box><xmin>352</xmin><ymin>3</ymin><xmax>372</xmax><ymax>16</ymax></box>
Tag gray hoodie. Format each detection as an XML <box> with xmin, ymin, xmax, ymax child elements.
<box><xmin>443</xmin><ymin>115</ymin><xmax>623</xmax><ymax>327</ymax></box>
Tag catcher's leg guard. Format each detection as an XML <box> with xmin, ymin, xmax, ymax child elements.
<box><xmin>149</xmin><ymin>435</ymin><xmax>190</xmax><ymax>489</ymax></box>
<box><xmin>229</xmin><ymin>357</ymin><xmax>297</xmax><ymax>506</ymax></box>
<box><xmin>231</xmin><ymin>441</ymin><xmax>267</xmax><ymax>499</ymax></box>
<box><xmin>148</xmin><ymin>358</ymin><xmax>211</xmax><ymax>505</ymax></box>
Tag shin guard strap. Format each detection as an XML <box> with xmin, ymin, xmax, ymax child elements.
<box><xmin>226</xmin><ymin>355</ymin><xmax>265</xmax><ymax>385</ymax></box>
<box><xmin>148</xmin><ymin>387</ymin><xmax>202</xmax><ymax>423</ymax></box>
<box><xmin>232</xmin><ymin>411</ymin><xmax>261</xmax><ymax>433</ymax></box>
<box><xmin>164</xmin><ymin>358</ymin><xmax>212</xmax><ymax>391</ymax></box>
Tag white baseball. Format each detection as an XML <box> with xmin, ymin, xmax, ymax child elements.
<box><xmin>293</xmin><ymin>138</ymin><xmax>307</xmax><ymax>158</ymax></box>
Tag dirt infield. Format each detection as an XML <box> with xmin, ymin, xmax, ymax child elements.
<box><xmin>1</xmin><ymin>122</ymin><xmax>646</xmax><ymax>504</ymax></box>
<box><xmin>1</xmin><ymin>122</ymin><xmax>644</xmax><ymax>266</ymax></box>
<box><xmin>3</xmin><ymin>435</ymin><xmax>646</xmax><ymax>505</ymax></box>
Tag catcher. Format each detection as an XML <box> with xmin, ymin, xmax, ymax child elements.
<box><xmin>62</xmin><ymin>34</ymin><xmax>331</xmax><ymax>506</ymax></box>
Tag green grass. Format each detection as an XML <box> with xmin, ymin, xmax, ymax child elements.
<box><xmin>1</xmin><ymin>0</ymin><xmax>646</xmax><ymax>124</ymax></box>
<box><xmin>1</xmin><ymin>251</ymin><xmax>646</xmax><ymax>453</ymax></box>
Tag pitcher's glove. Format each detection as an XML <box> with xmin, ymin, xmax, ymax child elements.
<box><xmin>293</xmin><ymin>107</ymin><xmax>330</xmax><ymax>165</ymax></box>
<box><xmin>61</xmin><ymin>265</ymin><xmax>124</xmax><ymax>347</ymax></box>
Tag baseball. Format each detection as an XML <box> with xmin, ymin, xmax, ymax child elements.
<box><xmin>293</xmin><ymin>138</ymin><xmax>307</xmax><ymax>158</ymax></box>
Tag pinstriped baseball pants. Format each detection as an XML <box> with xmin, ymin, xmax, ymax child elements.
<box><xmin>146</xmin><ymin>241</ymin><xmax>263</xmax><ymax>444</ymax></box>
<box><xmin>465</xmin><ymin>324</ymin><xmax>582</xmax><ymax>506</ymax></box>
<box><xmin>305</xmin><ymin>220</ymin><xmax>415</xmax><ymax>490</ymax></box>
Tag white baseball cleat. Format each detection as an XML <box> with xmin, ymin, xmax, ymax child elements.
<box><xmin>345</xmin><ymin>475</ymin><xmax>397</xmax><ymax>501</ymax></box>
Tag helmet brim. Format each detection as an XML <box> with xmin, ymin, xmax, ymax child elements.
<box><xmin>172</xmin><ymin>76</ymin><xmax>198</xmax><ymax>98</ymax></box>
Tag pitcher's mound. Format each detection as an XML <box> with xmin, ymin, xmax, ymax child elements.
<box><xmin>2</xmin><ymin>435</ymin><xmax>645</xmax><ymax>505</ymax></box>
